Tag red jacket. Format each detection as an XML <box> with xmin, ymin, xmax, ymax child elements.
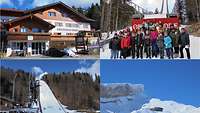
<box><xmin>121</xmin><ymin>36</ymin><xmax>130</xmax><ymax>49</ymax></box>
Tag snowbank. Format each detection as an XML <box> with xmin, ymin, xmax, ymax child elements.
<box><xmin>132</xmin><ymin>98</ymin><xmax>200</xmax><ymax>113</ymax></box>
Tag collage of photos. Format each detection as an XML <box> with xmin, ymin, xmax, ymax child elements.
<box><xmin>0</xmin><ymin>0</ymin><xmax>200</xmax><ymax>113</ymax></box>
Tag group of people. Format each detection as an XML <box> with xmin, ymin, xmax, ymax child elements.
<box><xmin>109</xmin><ymin>23</ymin><xmax>191</xmax><ymax>59</ymax></box>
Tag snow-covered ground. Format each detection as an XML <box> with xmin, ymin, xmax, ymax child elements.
<box><xmin>131</xmin><ymin>98</ymin><xmax>200</xmax><ymax>113</ymax></box>
<box><xmin>39</xmin><ymin>80</ymin><xmax>79</xmax><ymax>113</ymax></box>
<box><xmin>100</xmin><ymin>35</ymin><xmax>200</xmax><ymax>59</ymax></box>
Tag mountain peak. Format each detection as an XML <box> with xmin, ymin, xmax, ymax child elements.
<box><xmin>132</xmin><ymin>98</ymin><xmax>200</xmax><ymax>113</ymax></box>
<box><xmin>101</xmin><ymin>83</ymin><xmax>144</xmax><ymax>98</ymax></box>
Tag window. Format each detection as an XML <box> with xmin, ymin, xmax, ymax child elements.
<box><xmin>55</xmin><ymin>22</ymin><xmax>63</xmax><ymax>27</ymax></box>
<box><xmin>83</xmin><ymin>24</ymin><xmax>89</xmax><ymax>28</ymax></box>
<box><xmin>20</xmin><ymin>27</ymin><xmax>28</xmax><ymax>32</ymax></box>
<box><xmin>48</xmin><ymin>12</ymin><xmax>56</xmax><ymax>17</ymax></box>
<box><xmin>32</xmin><ymin>28</ymin><xmax>41</xmax><ymax>33</ymax></box>
<box><xmin>65</xmin><ymin>23</ymin><xmax>79</xmax><ymax>28</ymax></box>
<box><xmin>13</xmin><ymin>28</ymin><xmax>17</xmax><ymax>32</ymax></box>
<box><xmin>65</xmin><ymin>23</ymin><xmax>72</xmax><ymax>27</ymax></box>
<box><xmin>72</xmin><ymin>24</ymin><xmax>79</xmax><ymax>28</ymax></box>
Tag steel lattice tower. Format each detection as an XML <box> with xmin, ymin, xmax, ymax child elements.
<box><xmin>160</xmin><ymin>0</ymin><xmax>169</xmax><ymax>14</ymax></box>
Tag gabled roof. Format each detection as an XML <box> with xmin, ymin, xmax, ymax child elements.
<box><xmin>0</xmin><ymin>8</ymin><xmax>24</xmax><ymax>17</ymax></box>
<box><xmin>24</xmin><ymin>1</ymin><xmax>95</xmax><ymax>22</ymax></box>
<box><xmin>4</xmin><ymin>14</ymin><xmax>55</xmax><ymax>30</ymax></box>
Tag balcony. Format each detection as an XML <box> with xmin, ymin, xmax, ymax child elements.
<box><xmin>7</xmin><ymin>32</ymin><xmax>51</xmax><ymax>41</ymax></box>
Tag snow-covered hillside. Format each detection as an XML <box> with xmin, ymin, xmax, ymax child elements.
<box><xmin>131</xmin><ymin>98</ymin><xmax>200</xmax><ymax>113</ymax></box>
<box><xmin>101</xmin><ymin>83</ymin><xmax>200</xmax><ymax>113</ymax></box>
<box><xmin>100</xmin><ymin>83</ymin><xmax>150</xmax><ymax>113</ymax></box>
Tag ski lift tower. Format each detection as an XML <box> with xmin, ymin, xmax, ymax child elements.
<box><xmin>160</xmin><ymin>0</ymin><xmax>169</xmax><ymax>15</ymax></box>
<box><xmin>131</xmin><ymin>0</ymin><xmax>180</xmax><ymax>30</ymax></box>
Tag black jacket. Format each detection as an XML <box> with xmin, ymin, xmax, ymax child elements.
<box><xmin>179</xmin><ymin>32</ymin><xmax>190</xmax><ymax>46</ymax></box>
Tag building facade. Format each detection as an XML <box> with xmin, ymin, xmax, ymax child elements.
<box><xmin>0</xmin><ymin>2</ymin><xmax>94</xmax><ymax>56</ymax></box>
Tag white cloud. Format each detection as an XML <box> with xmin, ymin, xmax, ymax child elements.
<box><xmin>18</xmin><ymin>0</ymin><xmax>25</xmax><ymax>6</ymax></box>
<box><xmin>32</xmin><ymin>66</ymin><xmax>44</xmax><ymax>76</ymax></box>
<box><xmin>75</xmin><ymin>60</ymin><xmax>100</xmax><ymax>80</ymax></box>
<box><xmin>132</xmin><ymin>0</ymin><xmax>175</xmax><ymax>13</ymax></box>
<box><xmin>0</xmin><ymin>0</ymin><xmax>13</xmax><ymax>6</ymax></box>
<box><xmin>31</xmin><ymin>66</ymin><xmax>48</xmax><ymax>80</ymax></box>
<box><xmin>32</xmin><ymin>0</ymin><xmax>54</xmax><ymax>7</ymax></box>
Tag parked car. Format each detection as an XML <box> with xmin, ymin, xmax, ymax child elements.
<box><xmin>45</xmin><ymin>48</ymin><xmax>67</xmax><ymax>57</ymax></box>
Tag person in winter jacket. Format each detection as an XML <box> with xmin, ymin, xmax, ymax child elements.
<box><xmin>164</xmin><ymin>32</ymin><xmax>173</xmax><ymax>59</ymax></box>
<box><xmin>144</xmin><ymin>30</ymin><xmax>151</xmax><ymax>58</ymax></box>
<box><xmin>169</xmin><ymin>26</ymin><xmax>180</xmax><ymax>58</ymax></box>
<box><xmin>179</xmin><ymin>28</ymin><xmax>190</xmax><ymax>59</ymax></box>
<box><xmin>157</xmin><ymin>32</ymin><xmax>165</xmax><ymax>59</ymax></box>
<box><xmin>150</xmin><ymin>27</ymin><xmax>158</xmax><ymax>58</ymax></box>
<box><xmin>109</xmin><ymin>33</ymin><xmax>120</xmax><ymax>59</ymax></box>
<box><xmin>120</xmin><ymin>32</ymin><xmax>130</xmax><ymax>59</ymax></box>
<box><xmin>136</xmin><ymin>29</ymin><xmax>145</xmax><ymax>59</ymax></box>
<box><xmin>130</xmin><ymin>32</ymin><xmax>136</xmax><ymax>59</ymax></box>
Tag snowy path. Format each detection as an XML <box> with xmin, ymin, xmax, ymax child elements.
<box><xmin>39</xmin><ymin>80</ymin><xmax>76</xmax><ymax>113</ymax></box>
<box><xmin>100</xmin><ymin>35</ymin><xmax>200</xmax><ymax>59</ymax></box>
<box><xmin>190</xmin><ymin>36</ymin><xmax>200</xmax><ymax>59</ymax></box>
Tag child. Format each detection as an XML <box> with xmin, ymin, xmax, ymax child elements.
<box><xmin>164</xmin><ymin>32</ymin><xmax>173</xmax><ymax>59</ymax></box>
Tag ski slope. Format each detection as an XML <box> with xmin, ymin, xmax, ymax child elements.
<box><xmin>39</xmin><ymin>80</ymin><xmax>77</xmax><ymax>113</ymax></box>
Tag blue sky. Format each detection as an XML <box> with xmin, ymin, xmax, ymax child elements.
<box><xmin>101</xmin><ymin>60</ymin><xmax>200</xmax><ymax>107</ymax></box>
<box><xmin>1</xmin><ymin>59</ymin><xmax>99</xmax><ymax>77</ymax></box>
<box><xmin>0</xmin><ymin>0</ymin><xmax>99</xmax><ymax>10</ymax></box>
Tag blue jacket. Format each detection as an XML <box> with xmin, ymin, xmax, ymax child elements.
<box><xmin>164</xmin><ymin>36</ymin><xmax>172</xmax><ymax>49</ymax></box>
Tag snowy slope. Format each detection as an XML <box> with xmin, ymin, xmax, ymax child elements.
<box><xmin>101</xmin><ymin>83</ymin><xmax>150</xmax><ymax>113</ymax></box>
<box><xmin>39</xmin><ymin>80</ymin><xmax>76</xmax><ymax>113</ymax></box>
<box><xmin>131</xmin><ymin>98</ymin><xmax>200</xmax><ymax>113</ymax></box>
<box><xmin>101</xmin><ymin>83</ymin><xmax>200</xmax><ymax>113</ymax></box>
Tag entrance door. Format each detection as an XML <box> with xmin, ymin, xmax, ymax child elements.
<box><xmin>32</xmin><ymin>42</ymin><xmax>46</xmax><ymax>55</ymax></box>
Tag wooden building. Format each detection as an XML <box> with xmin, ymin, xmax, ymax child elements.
<box><xmin>0</xmin><ymin>1</ymin><xmax>94</xmax><ymax>56</ymax></box>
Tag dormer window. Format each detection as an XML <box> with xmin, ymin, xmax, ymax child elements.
<box><xmin>48</xmin><ymin>12</ymin><xmax>56</xmax><ymax>17</ymax></box>
<box><xmin>20</xmin><ymin>26</ymin><xmax>28</xmax><ymax>32</ymax></box>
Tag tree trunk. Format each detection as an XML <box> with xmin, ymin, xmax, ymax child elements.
<box><xmin>107</xmin><ymin>0</ymin><xmax>112</xmax><ymax>37</ymax></box>
<box><xmin>195</xmin><ymin>0</ymin><xmax>200</xmax><ymax>21</ymax></box>
<box><xmin>100</xmin><ymin>0</ymin><xmax>105</xmax><ymax>31</ymax></box>
<box><xmin>115</xmin><ymin>0</ymin><xmax>119</xmax><ymax>31</ymax></box>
